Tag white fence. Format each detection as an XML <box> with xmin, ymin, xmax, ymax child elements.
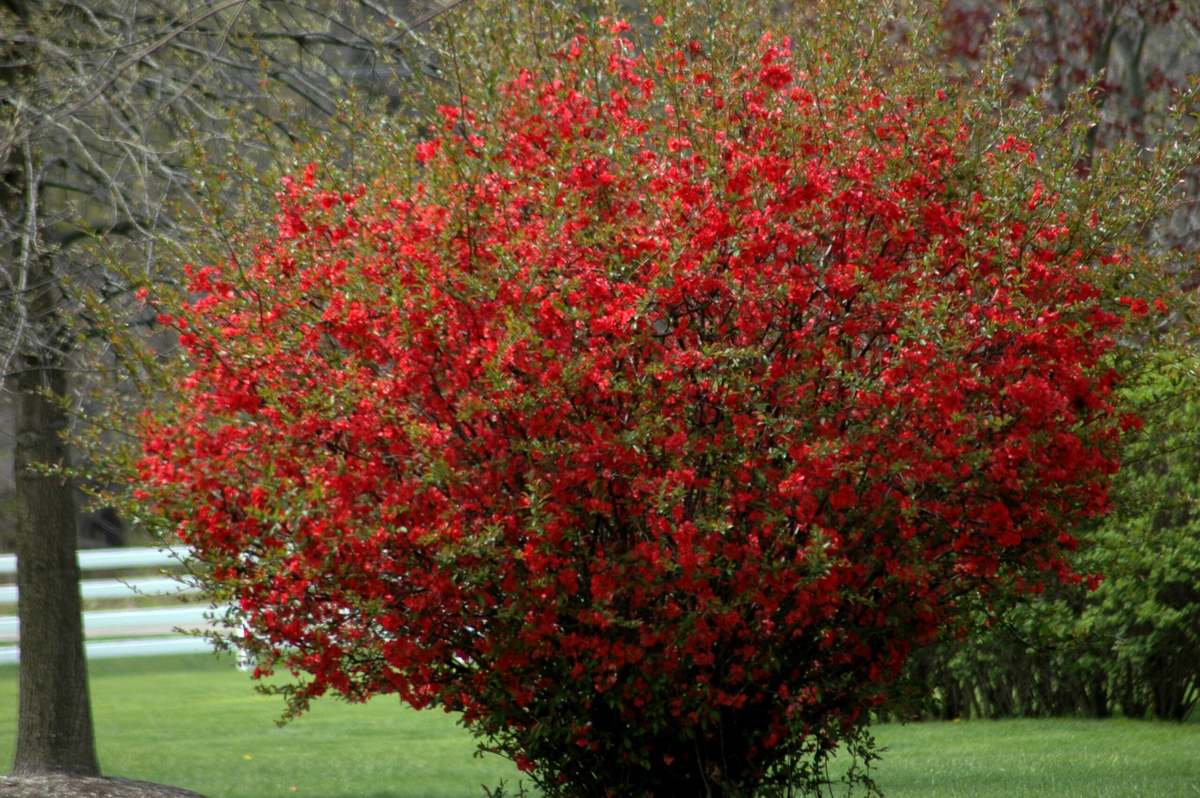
<box><xmin>0</xmin><ymin>547</ymin><xmax>222</xmax><ymax>666</ymax></box>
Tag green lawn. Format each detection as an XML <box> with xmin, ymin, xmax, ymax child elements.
<box><xmin>0</xmin><ymin>655</ymin><xmax>526</xmax><ymax>798</ymax></box>
<box><xmin>870</xmin><ymin>719</ymin><xmax>1200</xmax><ymax>797</ymax></box>
<box><xmin>1</xmin><ymin>656</ymin><xmax>1197</xmax><ymax>797</ymax></box>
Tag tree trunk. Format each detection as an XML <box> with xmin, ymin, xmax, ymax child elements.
<box><xmin>3</xmin><ymin>0</ymin><xmax>98</xmax><ymax>772</ymax></box>
<box><xmin>11</xmin><ymin>351</ymin><xmax>100</xmax><ymax>777</ymax></box>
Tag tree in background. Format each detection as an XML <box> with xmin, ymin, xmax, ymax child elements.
<box><xmin>941</xmin><ymin>0</ymin><xmax>1200</xmax><ymax>268</ymax></box>
<box><xmin>124</xmin><ymin>1</ymin><xmax>1198</xmax><ymax>794</ymax></box>
<box><xmin>1090</xmin><ymin>360</ymin><xmax>1200</xmax><ymax>722</ymax></box>
<box><xmin>0</xmin><ymin>0</ymin><xmax>453</xmax><ymax>778</ymax></box>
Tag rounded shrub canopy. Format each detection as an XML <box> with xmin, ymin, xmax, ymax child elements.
<box><xmin>138</xmin><ymin>7</ymin><xmax>1155</xmax><ymax>796</ymax></box>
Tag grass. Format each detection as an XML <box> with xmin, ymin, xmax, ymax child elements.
<box><xmin>870</xmin><ymin>719</ymin><xmax>1200</xmax><ymax>797</ymax></box>
<box><xmin>0</xmin><ymin>655</ymin><xmax>525</xmax><ymax>798</ymax></box>
<box><xmin>0</xmin><ymin>656</ymin><xmax>1197</xmax><ymax>797</ymax></box>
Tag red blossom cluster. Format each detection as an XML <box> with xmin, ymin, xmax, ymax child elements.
<box><xmin>139</xmin><ymin>21</ymin><xmax>1140</xmax><ymax>797</ymax></box>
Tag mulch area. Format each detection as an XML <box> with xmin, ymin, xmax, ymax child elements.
<box><xmin>0</xmin><ymin>775</ymin><xmax>207</xmax><ymax>798</ymax></box>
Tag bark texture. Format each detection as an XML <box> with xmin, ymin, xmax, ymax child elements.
<box><xmin>12</xmin><ymin>353</ymin><xmax>99</xmax><ymax>777</ymax></box>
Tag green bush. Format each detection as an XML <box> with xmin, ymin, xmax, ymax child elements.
<box><xmin>914</xmin><ymin>352</ymin><xmax>1200</xmax><ymax>722</ymax></box>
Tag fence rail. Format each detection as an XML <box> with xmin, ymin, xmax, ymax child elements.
<box><xmin>0</xmin><ymin>546</ymin><xmax>225</xmax><ymax>666</ymax></box>
<box><xmin>0</xmin><ymin>547</ymin><xmax>186</xmax><ymax>575</ymax></box>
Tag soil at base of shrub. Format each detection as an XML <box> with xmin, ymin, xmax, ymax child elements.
<box><xmin>0</xmin><ymin>775</ymin><xmax>207</xmax><ymax>798</ymax></box>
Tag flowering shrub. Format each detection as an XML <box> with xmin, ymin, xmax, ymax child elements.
<box><xmin>134</xmin><ymin>3</ymin><xmax>1171</xmax><ymax>795</ymax></box>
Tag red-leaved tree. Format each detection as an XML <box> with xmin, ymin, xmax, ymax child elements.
<box><xmin>130</xmin><ymin>2</ymin><xmax>1185</xmax><ymax>795</ymax></box>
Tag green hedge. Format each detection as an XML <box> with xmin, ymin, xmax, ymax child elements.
<box><xmin>912</xmin><ymin>352</ymin><xmax>1200</xmax><ymax>722</ymax></box>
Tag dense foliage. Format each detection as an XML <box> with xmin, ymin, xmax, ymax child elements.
<box><xmin>915</xmin><ymin>355</ymin><xmax>1200</xmax><ymax>724</ymax></box>
<box><xmin>126</xmin><ymin>2</ymin><xmax>1190</xmax><ymax>795</ymax></box>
